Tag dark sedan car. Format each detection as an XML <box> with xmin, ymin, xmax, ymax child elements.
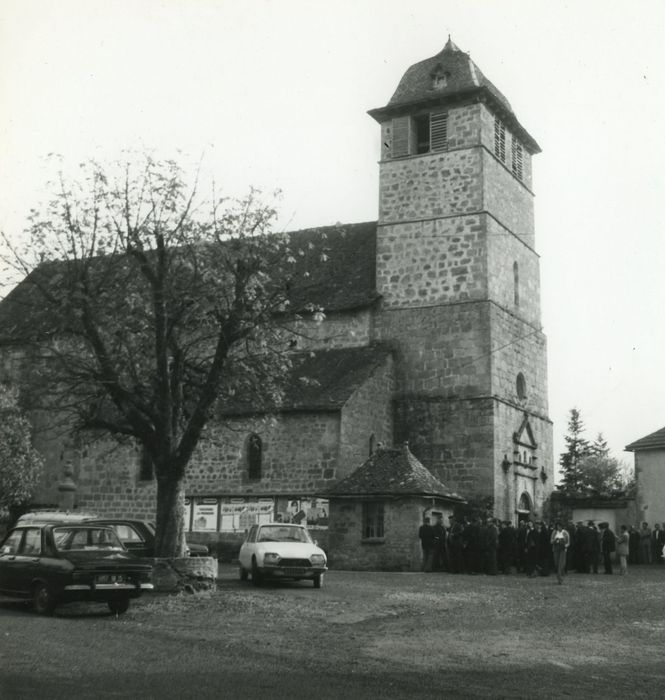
<box><xmin>84</xmin><ymin>519</ymin><xmax>209</xmax><ymax>557</ymax></box>
<box><xmin>0</xmin><ymin>524</ymin><xmax>153</xmax><ymax>615</ymax></box>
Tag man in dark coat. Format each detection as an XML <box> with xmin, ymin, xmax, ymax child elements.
<box><xmin>418</xmin><ymin>516</ymin><xmax>435</xmax><ymax>572</ymax></box>
<box><xmin>431</xmin><ymin>515</ymin><xmax>448</xmax><ymax>572</ymax></box>
<box><xmin>498</xmin><ymin>521</ymin><xmax>517</xmax><ymax>574</ymax></box>
<box><xmin>599</xmin><ymin>522</ymin><xmax>616</xmax><ymax>574</ymax></box>
<box><xmin>628</xmin><ymin>525</ymin><xmax>640</xmax><ymax>565</ymax></box>
<box><xmin>447</xmin><ymin>516</ymin><xmax>465</xmax><ymax>573</ymax></box>
<box><xmin>484</xmin><ymin>518</ymin><xmax>499</xmax><ymax>575</ymax></box>
<box><xmin>652</xmin><ymin>523</ymin><xmax>664</xmax><ymax>564</ymax></box>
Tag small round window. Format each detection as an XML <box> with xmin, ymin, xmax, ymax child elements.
<box><xmin>516</xmin><ymin>373</ymin><xmax>527</xmax><ymax>400</ymax></box>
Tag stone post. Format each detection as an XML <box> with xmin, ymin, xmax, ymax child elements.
<box><xmin>57</xmin><ymin>461</ymin><xmax>77</xmax><ymax>510</ymax></box>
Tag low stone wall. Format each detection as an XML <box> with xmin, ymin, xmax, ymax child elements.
<box><xmin>150</xmin><ymin>556</ymin><xmax>219</xmax><ymax>593</ymax></box>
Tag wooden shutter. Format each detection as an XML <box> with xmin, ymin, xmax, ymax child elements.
<box><xmin>430</xmin><ymin>112</ymin><xmax>448</xmax><ymax>151</ymax></box>
<box><xmin>391</xmin><ymin>116</ymin><xmax>410</xmax><ymax>158</ymax></box>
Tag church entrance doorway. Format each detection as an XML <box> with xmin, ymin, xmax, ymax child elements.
<box><xmin>516</xmin><ymin>492</ymin><xmax>532</xmax><ymax>523</ymax></box>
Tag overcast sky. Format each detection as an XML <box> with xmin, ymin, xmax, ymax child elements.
<box><xmin>1</xmin><ymin>0</ymin><xmax>665</xmax><ymax>469</ymax></box>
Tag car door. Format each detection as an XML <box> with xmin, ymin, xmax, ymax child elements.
<box><xmin>12</xmin><ymin>528</ymin><xmax>44</xmax><ymax>596</ymax></box>
<box><xmin>0</xmin><ymin>529</ymin><xmax>26</xmax><ymax>595</ymax></box>
<box><xmin>239</xmin><ymin>525</ymin><xmax>258</xmax><ymax>569</ymax></box>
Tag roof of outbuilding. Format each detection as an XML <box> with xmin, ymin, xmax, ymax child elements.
<box><xmin>625</xmin><ymin>426</ymin><xmax>665</xmax><ymax>452</ymax></box>
<box><xmin>322</xmin><ymin>442</ymin><xmax>464</xmax><ymax>500</ymax></box>
<box><xmin>0</xmin><ymin>221</ymin><xmax>379</xmax><ymax>345</ymax></box>
<box><xmin>219</xmin><ymin>344</ymin><xmax>393</xmax><ymax>416</ymax></box>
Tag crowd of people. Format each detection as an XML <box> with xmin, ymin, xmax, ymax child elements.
<box><xmin>418</xmin><ymin>515</ymin><xmax>665</xmax><ymax>583</ymax></box>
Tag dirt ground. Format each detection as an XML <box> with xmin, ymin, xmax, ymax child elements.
<box><xmin>134</xmin><ymin>563</ymin><xmax>665</xmax><ymax>698</ymax></box>
<box><xmin>2</xmin><ymin>564</ymin><xmax>664</xmax><ymax>699</ymax></box>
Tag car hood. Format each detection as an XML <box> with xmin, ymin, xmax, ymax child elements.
<box><xmin>255</xmin><ymin>542</ymin><xmax>325</xmax><ymax>559</ymax></box>
<box><xmin>62</xmin><ymin>551</ymin><xmax>153</xmax><ymax>571</ymax></box>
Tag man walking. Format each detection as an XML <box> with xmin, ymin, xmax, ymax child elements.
<box><xmin>418</xmin><ymin>516</ymin><xmax>435</xmax><ymax>572</ymax></box>
<box><xmin>550</xmin><ymin>521</ymin><xmax>570</xmax><ymax>584</ymax></box>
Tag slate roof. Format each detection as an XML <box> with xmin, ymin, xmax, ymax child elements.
<box><xmin>219</xmin><ymin>344</ymin><xmax>393</xmax><ymax>416</ymax></box>
<box><xmin>0</xmin><ymin>221</ymin><xmax>379</xmax><ymax>345</ymax></box>
<box><xmin>388</xmin><ymin>37</ymin><xmax>513</xmax><ymax>113</ymax></box>
<box><xmin>323</xmin><ymin>442</ymin><xmax>464</xmax><ymax>500</ymax></box>
<box><xmin>368</xmin><ymin>37</ymin><xmax>540</xmax><ymax>154</ymax></box>
<box><xmin>625</xmin><ymin>426</ymin><xmax>665</xmax><ymax>452</ymax></box>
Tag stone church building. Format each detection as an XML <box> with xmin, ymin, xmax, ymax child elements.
<box><xmin>0</xmin><ymin>39</ymin><xmax>553</xmax><ymax>547</ymax></box>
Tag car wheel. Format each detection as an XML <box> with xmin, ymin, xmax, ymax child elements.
<box><xmin>32</xmin><ymin>583</ymin><xmax>56</xmax><ymax>615</ymax></box>
<box><xmin>108</xmin><ymin>598</ymin><xmax>130</xmax><ymax>615</ymax></box>
<box><xmin>239</xmin><ymin>565</ymin><xmax>249</xmax><ymax>582</ymax></box>
<box><xmin>251</xmin><ymin>559</ymin><xmax>263</xmax><ymax>586</ymax></box>
<box><xmin>313</xmin><ymin>573</ymin><xmax>323</xmax><ymax>589</ymax></box>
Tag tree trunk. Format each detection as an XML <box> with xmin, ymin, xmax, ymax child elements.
<box><xmin>154</xmin><ymin>475</ymin><xmax>187</xmax><ymax>558</ymax></box>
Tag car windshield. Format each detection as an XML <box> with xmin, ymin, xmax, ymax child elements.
<box><xmin>53</xmin><ymin>527</ymin><xmax>125</xmax><ymax>552</ymax></box>
<box><xmin>257</xmin><ymin>526</ymin><xmax>311</xmax><ymax>543</ymax></box>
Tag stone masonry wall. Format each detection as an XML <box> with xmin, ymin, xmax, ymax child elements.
<box><xmin>394</xmin><ymin>396</ymin><xmax>495</xmax><ymax>498</ymax></box>
<box><xmin>483</xmin><ymin>152</ymin><xmax>535</xmax><ymax>249</ymax></box>
<box><xmin>374</xmin><ymin>303</ymin><xmax>491</xmax><ymax>397</ymax></box>
<box><xmin>376</xmin><ymin>216</ymin><xmax>487</xmax><ymax>308</ymax></box>
<box><xmin>489</xmin><ymin>304</ymin><xmax>549</xmax><ymax>417</ymax></box>
<box><xmin>379</xmin><ymin>149</ymin><xmax>483</xmax><ymax>224</ymax></box>
<box><xmin>339</xmin><ymin>355</ymin><xmax>394</xmax><ymax>475</ymax></box>
<box><xmin>327</xmin><ymin>497</ymin><xmax>455</xmax><ymax>571</ymax></box>
<box><xmin>486</xmin><ymin>215</ymin><xmax>541</xmax><ymax>328</ymax></box>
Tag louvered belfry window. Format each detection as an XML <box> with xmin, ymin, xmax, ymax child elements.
<box><xmin>430</xmin><ymin>112</ymin><xmax>448</xmax><ymax>151</ymax></box>
<box><xmin>391</xmin><ymin>112</ymin><xmax>447</xmax><ymax>157</ymax></box>
<box><xmin>494</xmin><ymin>116</ymin><xmax>506</xmax><ymax>162</ymax></box>
<box><xmin>512</xmin><ymin>139</ymin><xmax>524</xmax><ymax>180</ymax></box>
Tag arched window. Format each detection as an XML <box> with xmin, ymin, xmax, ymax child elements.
<box><xmin>516</xmin><ymin>372</ymin><xmax>527</xmax><ymax>400</ymax></box>
<box><xmin>513</xmin><ymin>261</ymin><xmax>520</xmax><ymax>307</ymax></box>
<box><xmin>248</xmin><ymin>434</ymin><xmax>262</xmax><ymax>480</ymax></box>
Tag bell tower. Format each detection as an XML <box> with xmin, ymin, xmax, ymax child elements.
<box><xmin>369</xmin><ymin>38</ymin><xmax>553</xmax><ymax>520</ymax></box>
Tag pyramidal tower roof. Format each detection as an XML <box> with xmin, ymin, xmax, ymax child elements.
<box><xmin>369</xmin><ymin>36</ymin><xmax>540</xmax><ymax>154</ymax></box>
<box><xmin>388</xmin><ymin>36</ymin><xmax>513</xmax><ymax>113</ymax></box>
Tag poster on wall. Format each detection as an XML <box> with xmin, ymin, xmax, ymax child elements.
<box><xmin>219</xmin><ymin>498</ymin><xmax>275</xmax><ymax>533</ymax></box>
<box><xmin>191</xmin><ymin>497</ymin><xmax>219</xmax><ymax>531</ymax></box>
<box><xmin>281</xmin><ymin>498</ymin><xmax>329</xmax><ymax>528</ymax></box>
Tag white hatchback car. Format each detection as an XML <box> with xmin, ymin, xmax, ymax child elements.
<box><xmin>238</xmin><ymin>523</ymin><xmax>327</xmax><ymax>588</ymax></box>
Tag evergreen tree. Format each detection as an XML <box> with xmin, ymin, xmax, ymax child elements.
<box><xmin>557</xmin><ymin>408</ymin><xmax>591</xmax><ymax>494</ymax></box>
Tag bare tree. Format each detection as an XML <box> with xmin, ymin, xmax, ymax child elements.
<box><xmin>0</xmin><ymin>384</ymin><xmax>44</xmax><ymax>517</ymax></box>
<box><xmin>0</xmin><ymin>156</ymin><xmax>322</xmax><ymax>556</ymax></box>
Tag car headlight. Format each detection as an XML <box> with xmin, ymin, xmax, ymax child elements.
<box><xmin>263</xmin><ymin>552</ymin><xmax>280</xmax><ymax>564</ymax></box>
<box><xmin>310</xmin><ymin>554</ymin><xmax>326</xmax><ymax>565</ymax></box>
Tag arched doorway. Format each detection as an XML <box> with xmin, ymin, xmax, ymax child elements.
<box><xmin>517</xmin><ymin>491</ymin><xmax>532</xmax><ymax>523</ymax></box>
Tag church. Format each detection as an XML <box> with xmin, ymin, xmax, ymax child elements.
<box><xmin>0</xmin><ymin>39</ymin><xmax>553</xmax><ymax>550</ymax></box>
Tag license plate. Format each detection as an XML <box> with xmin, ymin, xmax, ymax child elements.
<box><xmin>96</xmin><ymin>574</ymin><xmax>126</xmax><ymax>585</ymax></box>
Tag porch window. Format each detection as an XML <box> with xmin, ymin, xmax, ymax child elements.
<box><xmin>362</xmin><ymin>502</ymin><xmax>385</xmax><ymax>539</ymax></box>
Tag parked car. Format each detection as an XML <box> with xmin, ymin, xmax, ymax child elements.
<box><xmin>85</xmin><ymin>519</ymin><xmax>209</xmax><ymax>558</ymax></box>
<box><xmin>0</xmin><ymin>524</ymin><xmax>153</xmax><ymax>615</ymax></box>
<box><xmin>17</xmin><ymin>513</ymin><xmax>209</xmax><ymax>558</ymax></box>
<box><xmin>238</xmin><ymin>523</ymin><xmax>327</xmax><ymax>588</ymax></box>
